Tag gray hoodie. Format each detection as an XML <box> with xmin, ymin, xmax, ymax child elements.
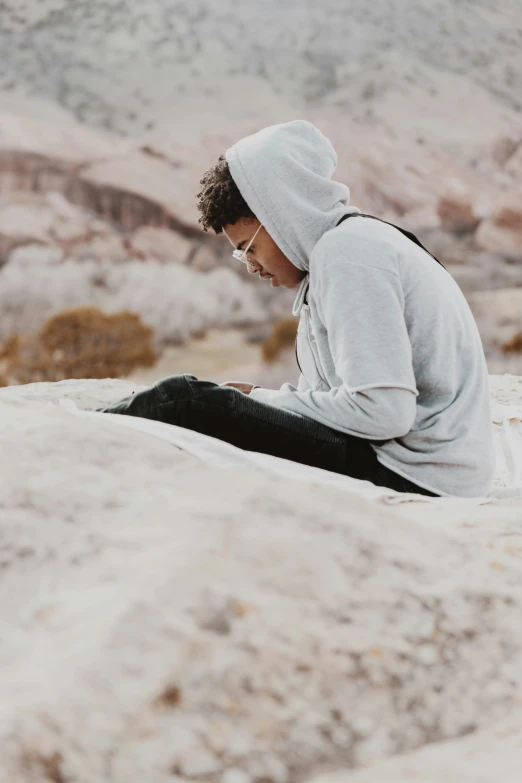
<box><xmin>225</xmin><ymin>119</ymin><xmax>495</xmax><ymax>498</ymax></box>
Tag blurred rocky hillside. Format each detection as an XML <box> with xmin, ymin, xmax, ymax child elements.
<box><xmin>1</xmin><ymin>103</ymin><xmax>521</xmax><ymax>378</ymax></box>
<box><xmin>0</xmin><ymin>0</ymin><xmax>521</xmax><ymax>153</ymax></box>
<box><xmin>0</xmin><ymin>0</ymin><xmax>521</xmax><ymax>382</ymax></box>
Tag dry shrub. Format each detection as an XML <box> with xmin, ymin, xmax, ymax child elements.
<box><xmin>19</xmin><ymin>748</ymin><xmax>66</xmax><ymax>783</ymax></box>
<box><xmin>501</xmin><ymin>331</ymin><xmax>522</xmax><ymax>353</ymax></box>
<box><xmin>0</xmin><ymin>334</ymin><xmax>20</xmax><ymax>361</ymax></box>
<box><xmin>0</xmin><ymin>338</ymin><xmax>17</xmax><ymax>384</ymax></box>
<box><xmin>0</xmin><ymin>306</ymin><xmax>157</xmax><ymax>384</ymax></box>
<box><xmin>153</xmin><ymin>683</ymin><xmax>183</xmax><ymax>709</ymax></box>
<box><xmin>261</xmin><ymin>317</ymin><xmax>298</xmax><ymax>363</ymax></box>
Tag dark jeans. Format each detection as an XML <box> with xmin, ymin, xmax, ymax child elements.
<box><xmin>97</xmin><ymin>373</ymin><xmax>439</xmax><ymax>497</ymax></box>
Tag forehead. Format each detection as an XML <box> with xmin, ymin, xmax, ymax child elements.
<box><xmin>223</xmin><ymin>220</ymin><xmax>258</xmax><ymax>248</ymax></box>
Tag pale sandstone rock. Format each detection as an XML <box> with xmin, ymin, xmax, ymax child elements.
<box><xmin>0</xmin><ymin>109</ymin><xmax>124</xmax><ymax>195</ymax></box>
<box><xmin>504</xmin><ymin>142</ymin><xmax>522</xmax><ymax>179</ymax></box>
<box><xmin>44</xmin><ymin>190</ymin><xmax>91</xmax><ymax>221</ymax></box>
<box><xmin>400</xmin><ymin>204</ymin><xmax>441</xmax><ymax>232</ymax></box>
<box><xmin>0</xmin><ymin>202</ymin><xmax>56</xmax><ymax>259</ymax></box>
<box><xmin>189</xmin><ymin>243</ymin><xmax>222</xmax><ymax>273</ymax></box>
<box><xmin>221</xmin><ymin>769</ymin><xmax>251</xmax><ymax>783</ymax></box>
<box><xmin>0</xmin><ymin>112</ymin><xmax>218</xmax><ymax>242</ymax></box>
<box><xmin>129</xmin><ymin>226</ymin><xmax>193</xmax><ymax>264</ymax></box>
<box><xmin>437</xmin><ymin>185</ymin><xmax>481</xmax><ymax>234</ymax></box>
<box><xmin>71</xmin><ymin>150</ymin><xmax>204</xmax><ymax>236</ymax></box>
<box><xmin>309</xmin><ymin>710</ymin><xmax>522</xmax><ymax>782</ymax></box>
<box><xmin>50</xmin><ymin>218</ymin><xmax>93</xmax><ymax>245</ymax></box>
<box><xmin>0</xmin><ymin>377</ymin><xmax>520</xmax><ymax>781</ymax></box>
<box><xmin>486</xmin><ymin>133</ymin><xmax>522</xmax><ymax>168</ymax></box>
<box><xmin>7</xmin><ymin>243</ymin><xmax>64</xmax><ymax>268</ymax></box>
<box><xmin>467</xmin><ymin>288</ymin><xmax>522</xmax><ymax>375</ymax></box>
<box><xmin>0</xmin><ymin>191</ymin><xmax>127</xmax><ymax>261</ymax></box>
<box><xmin>1</xmin><ymin>108</ymin><xmax>519</xmax><ymax>273</ymax></box>
<box><xmin>71</xmin><ymin>233</ymin><xmax>128</xmax><ymax>263</ymax></box>
<box><xmin>307</xmin><ymin>110</ymin><xmax>502</xmax><ymax>219</ymax></box>
<box><xmin>0</xmin><ymin>109</ymin><xmax>122</xmax><ymax>161</ymax></box>
<box><xmin>474</xmin><ymin>194</ymin><xmax>522</xmax><ymax>260</ymax></box>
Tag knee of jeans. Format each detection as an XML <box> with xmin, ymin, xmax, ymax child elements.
<box><xmin>154</xmin><ymin>374</ymin><xmax>196</xmax><ymax>402</ymax></box>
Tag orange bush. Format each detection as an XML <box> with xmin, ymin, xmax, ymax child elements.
<box><xmin>501</xmin><ymin>332</ymin><xmax>522</xmax><ymax>353</ymax></box>
<box><xmin>261</xmin><ymin>317</ymin><xmax>298</xmax><ymax>363</ymax></box>
<box><xmin>0</xmin><ymin>306</ymin><xmax>157</xmax><ymax>385</ymax></box>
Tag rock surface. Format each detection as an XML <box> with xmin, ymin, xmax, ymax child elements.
<box><xmin>474</xmin><ymin>194</ymin><xmax>522</xmax><ymax>260</ymax></box>
<box><xmin>468</xmin><ymin>288</ymin><xmax>522</xmax><ymax>375</ymax></box>
<box><xmin>0</xmin><ymin>377</ymin><xmax>521</xmax><ymax>781</ymax></box>
<box><xmin>311</xmin><ymin>709</ymin><xmax>522</xmax><ymax>782</ymax></box>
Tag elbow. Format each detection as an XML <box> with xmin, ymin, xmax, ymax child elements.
<box><xmin>380</xmin><ymin>397</ymin><xmax>417</xmax><ymax>439</ymax></box>
<box><xmin>385</xmin><ymin>418</ymin><xmax>415</xmax><ymax>440</ymax></box>
<box><xmin>347</xmin><ymin>386</ymin><xmax>417</xmax><ymax>440</ymax></box>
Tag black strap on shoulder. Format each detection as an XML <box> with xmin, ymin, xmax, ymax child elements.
<box><xmin>295</xmin><ymin>212</ymin><xmax>447</xmax><ymax>376</ymax></box>
<box><xmin>335</xmin><ymin>212</ymin><xmax>447</xmax><ymax>270</ymax></box>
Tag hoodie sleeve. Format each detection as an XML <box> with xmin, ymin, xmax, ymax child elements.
<box><xmin>296</xmin><ymin>373</ymin><xmax>310</xmax><ymax>392</ymax></box>
<box><xmin>249</xmin><ymin>247</ymin><xmax>419</xmax><ymax>440</ymax></box>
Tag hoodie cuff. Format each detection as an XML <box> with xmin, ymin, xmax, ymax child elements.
<box><xmin>248</xmin><ymin>386</ymin><xmax>280</xmax><ymax>404</ymax></box>
<box><xmin>249</xmin><ymin>384</ymin><xmax>297</xmax><ymax>406</ymax></box>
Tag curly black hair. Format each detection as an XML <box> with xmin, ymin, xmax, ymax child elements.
<box><xmin>196</xmin><ymin>153</ymin><xmax>256</xmax><ymax>234</ymax></box>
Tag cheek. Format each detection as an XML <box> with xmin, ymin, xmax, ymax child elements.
<box><xmin>274</xmin><ymin>256</ymin><xmax>298</xmax><ymax>280</ymax></box>
<box><xmin>265</xmin><ymin>252</ymin><xmax>288</xmax><ymax>273</ymax></box>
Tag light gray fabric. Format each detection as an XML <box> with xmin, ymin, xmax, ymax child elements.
<box><xmin>225</xmin><ymin>120</ymin><xmax>496</xmax><ymax>498</ymax></box>
<box><xmin>225</xmin><ymin>118</ymin><xmax>361</xmax><ymax>273</ymax></box>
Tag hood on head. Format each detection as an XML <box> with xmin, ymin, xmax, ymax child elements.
<box><xmin>225</xmin><ymin>119</ymin><xmax>360</xmax><ymax>275</ymax></box>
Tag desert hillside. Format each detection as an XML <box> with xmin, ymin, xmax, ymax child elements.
<box><xmin>0</xmin><ymin>0</ymin><xmax>521</xmax><ymax>152</ymax></box>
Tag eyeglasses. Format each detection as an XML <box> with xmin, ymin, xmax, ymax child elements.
<box><xmin>222</xmin><ymin>223</ymin><xmax>263</xmax><ymax>267</ymax></box>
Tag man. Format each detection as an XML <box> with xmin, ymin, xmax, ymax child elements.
<box><xmin>99</xmin><ymin>119</ymin><xmax>495</xmax><ymax>498</ymax></box>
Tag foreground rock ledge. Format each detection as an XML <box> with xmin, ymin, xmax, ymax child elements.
<box><xmin>0</xmin><ymin>378</ymin><xmax>521</xmax><ymax>782</ymax></box>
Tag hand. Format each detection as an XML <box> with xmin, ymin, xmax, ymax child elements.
<box><xmin>218</xmin><ymin>381</ymin><xmax>260</xmax><ymax>395</ymax></box>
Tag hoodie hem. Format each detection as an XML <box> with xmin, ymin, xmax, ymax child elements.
<box><xmin>348</xmin><ymin>382</ymin><xmax>420</xmax><ymax>397</ymax></box>
<box><xmin>374</xmin><ymin>456</ymin><xmax>450</xmax><ymax>497</ymax></box>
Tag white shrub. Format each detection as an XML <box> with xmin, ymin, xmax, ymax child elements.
<box><xmin>0</xmin><ymin>256</ymin><xmax>267</xmax><ymax>345</ymax></box>
<box><xmin>0</xmin><ymin>259</ymin><xmax>103</xmax><ymax>340</ymax></box>
<box><xmin>105</xmin><ymin>262</ymin><xmax>222</xmax><ymax>344</ymax></box>
<box><xmin>205</xmin><ymin>267</ymin><xmax>267</xmax><ymax>327</ymax></box>
<box><xmin>7</xmin><ymin>244</ymin><xmax>64</xmax><ymax>267</ymax></box>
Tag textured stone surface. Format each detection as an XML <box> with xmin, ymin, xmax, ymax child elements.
<box><xmin>0</xmin><ymin>377</ymin><xmax>521</xmax><ymax>781</ymax></box>
<box><xmin>310</xmin><ymin>710</ymin><xmax>522</xmax><ymax>782</ymax></box>
<box><xmin>468</xmin><ymin>288</ymin><xmax>522</xmax><ymax>375</ymax></box>
<box><xmin>129</xmin><ymin>226</ymin><xmax>193</xmax><ymax>264</ymax></box>
<box><xmin>474</xmin><ymin>194</ymin><xmax>522</xmax><ymax>260</ymax></box>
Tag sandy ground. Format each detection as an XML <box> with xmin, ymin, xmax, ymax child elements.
<box><xmin>128</xmin><ymin>329</ymin><xmax>264</xmax><ymax>387</ymax></box>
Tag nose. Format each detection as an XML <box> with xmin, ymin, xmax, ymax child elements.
<box><xmin>247</xmin><ymin>264</ymin><xmax>261</xmax><ymax>275</ymax></box>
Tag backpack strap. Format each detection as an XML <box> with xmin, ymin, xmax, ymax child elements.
<box><xmin>335</xmin><ymin>212</ymin><xmax>447</xmax><ymax>270</ymax></box>
<box><xmin>296</xmin><ymin>212</ymin><xmax>446</xmax><ymax>374</ymax></box>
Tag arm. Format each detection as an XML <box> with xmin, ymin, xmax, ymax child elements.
<box><xmin>249</xmin><ymin>244</ymin><xmax>418</xmax><ymax>439</ymax></box>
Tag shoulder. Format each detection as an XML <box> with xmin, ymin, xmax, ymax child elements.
<box><xmin>311</xmin><ymin>216</ymin><xmax>401</xmax><ymax>278</ymax></box>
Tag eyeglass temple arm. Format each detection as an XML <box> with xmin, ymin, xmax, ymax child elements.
<box><xmin>222</xmin><ymin>223</ymin><xmax>263</xmax><ymax>252</ymax></box>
